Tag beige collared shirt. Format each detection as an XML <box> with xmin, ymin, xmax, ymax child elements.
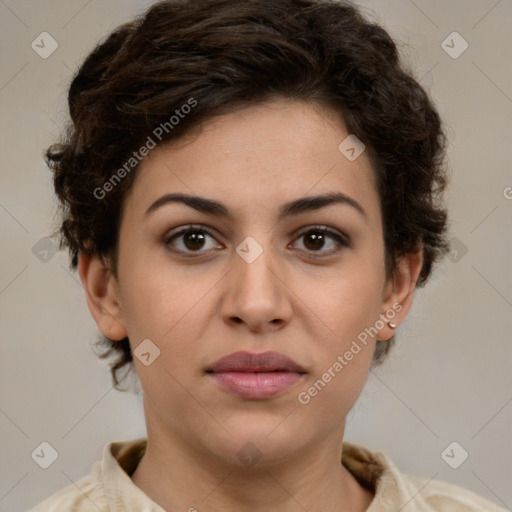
<box><xmin>30</xmin><ymin>438</ymin><xmax>507</xmax><ymax>511</ymax></box>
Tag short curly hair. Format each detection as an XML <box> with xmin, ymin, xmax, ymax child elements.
<box><xmin>47</xmin><ymin>0</ymin><xmax>449</xmax><ymax>391</ymax></box>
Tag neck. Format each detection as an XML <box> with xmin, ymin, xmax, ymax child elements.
<box><xmin>131</xmin><ymin>419</ymin><xmax>374</xmax><ymax>512</ymax></box>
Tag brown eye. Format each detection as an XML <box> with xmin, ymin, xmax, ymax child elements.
<box><xmin>302</xmin><ymin>232</ymin><xmax>327</xmax><ymax>251</ymax></box>
<box><xmin>181</xmin><ymin>231</ymin><xmax>207</xmax><ymax>251</ymax></box>
<box><xmin>164</xmin><ymin>225</ymin><xmax>222</xmax><ymax>254</ymax></box>
<box><xmin>292</xmin><ymin>227</ymin><xmax>348</xmax><ymax>257</ymax></box>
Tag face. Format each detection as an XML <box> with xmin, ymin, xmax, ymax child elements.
<box><xmin>82</xmin><ymin>97</ymin><xmax>419</xmax><ymax>468</ymax></box>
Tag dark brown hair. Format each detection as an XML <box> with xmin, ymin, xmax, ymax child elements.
<box><xmin>47</xmin><ymin>0</ymin><xmax>449</xmax><ymax>391</ymax></box>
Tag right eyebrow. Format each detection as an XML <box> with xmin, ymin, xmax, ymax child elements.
<box><xmin>145</xmin><ymin>193</ymin><xmax>232</xmax><ymax>219</ymax></box>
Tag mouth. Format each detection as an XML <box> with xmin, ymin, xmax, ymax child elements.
<box><xmin>205</xmin><ymin>351</ymin><xmax>307</xmax><ymax>400</ymax></box>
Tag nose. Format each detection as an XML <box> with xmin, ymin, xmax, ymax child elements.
<box><xmin>220</xmin><ymin>240</ymin><xmax>293</xmax><ymax>333</ymax></box>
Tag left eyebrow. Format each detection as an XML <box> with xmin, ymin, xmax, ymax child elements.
<box><xmin>144</xmin><ymin>191</ymin><xmax>367</xmax><ymax>221</ymax></box>
<box><xmin>278</xmin><ymin>192</ymin><xmax>367</xmax><ymax>222</ymax></box>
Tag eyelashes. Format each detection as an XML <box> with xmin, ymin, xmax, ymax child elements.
<box><xmin>163</xmin><ymin>224</ymin><xmax>349</xmax><ymax>259</ymax></box>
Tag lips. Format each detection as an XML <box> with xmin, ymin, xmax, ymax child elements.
<box><xmin>206</xmin><ymin>350</ymin><xmax>307</xmax><ymax>374</ymax></box>
<box><xmin>206</xmin><ymin>351</ymin><xmax>306</xmax><ymax>399</ymax></box>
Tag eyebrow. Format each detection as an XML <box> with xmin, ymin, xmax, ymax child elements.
<box><xmin>145</xmin><ymin>191</ymin><xmax>367</xmax><ymax>222</ymax></box>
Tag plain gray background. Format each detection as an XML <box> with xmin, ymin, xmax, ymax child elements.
<box><xmin>1</xmin><ymin>1</ymin><xmax>511</xmax><ymax>510</ymax></box>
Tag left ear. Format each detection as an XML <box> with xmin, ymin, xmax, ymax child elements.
<box><xmin>377</xmin><ymin>248</ymin><xmax>423</xmax><ymax>341</ymax></box>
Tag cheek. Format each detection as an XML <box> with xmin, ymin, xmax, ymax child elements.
<box><xmin>121</xmin><ymin>284</ymin><xmax>201</xmax><ymax>359</ymax></box>
<box><xmin>290</xmin><ymin>262</ymin><xmax>383</xmax><ymax>399</ymax></box>
<box><xmin>296</xmin><ymin>264</ymin><xmax>384</xmax><ymax>336</ymax></box>
<box><xmin>117</xmin><ymin>253</ymin><xmax>220</xmax><ymax>371</ymax></box>
<box><xmin>295</xmin><ymin>277</ymin><xmax>380</xmax><ymax>418</ymax></box>
<box><xmin>117</xmin><ymin>240</ymin><xmax>192</xmax><ymax>330</ymax></box>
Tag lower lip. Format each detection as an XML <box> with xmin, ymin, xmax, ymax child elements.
<box><xmin>208</xmin><ymin>371</ymin><xmax>303</xmax><ymax>399</ymax></box>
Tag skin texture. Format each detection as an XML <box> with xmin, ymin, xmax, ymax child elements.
<box><xmin>79</xmin><ymin>98</ymin><xmax>423</xmax><ymax>511</ymax></box>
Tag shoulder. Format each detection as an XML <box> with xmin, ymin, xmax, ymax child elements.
<box><xmin>400</xmin><ymin>473</ymin><xmax>507</xmax><ymax>512</ymax></box>
<box><xmin>342</xmin><ymin>442</ymin><xmax>507</xmax><ymax>512</ymax></box>
<box><xmin>29</xmin><ymin>438</ymin><xmax>161</xmax><ymax>512</ymax></box>
<box><xmin>30</xmin><ymin>463</ymin><xmax>107</xmax><ymax>511</ymax></box>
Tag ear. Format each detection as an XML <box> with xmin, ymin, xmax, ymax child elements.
<box><xmin>78</xmin><ymin>250</ymin><xmax>128</xmax><ymax>340</ymax></box>
<box><xmin>376</xmin><ymin>248</ymin><xmax>423</xmax><ymax>341</ymax></box>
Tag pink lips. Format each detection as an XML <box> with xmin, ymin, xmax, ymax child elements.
<box><xmin>206</xmin><ymin>351</ymin><xmax>306</xmax><ymax>399</ymax></box>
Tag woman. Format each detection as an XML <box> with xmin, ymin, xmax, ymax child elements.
<box><xmin>31</xmin><ymin>0</ymin><xmax>506</xmax><ymax>510</ymax></box>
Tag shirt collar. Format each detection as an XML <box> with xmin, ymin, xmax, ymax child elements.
<box><xmin>97</xmin><ymin>437</ymin><xmax>406</xmax><ymax>511</ymax></box>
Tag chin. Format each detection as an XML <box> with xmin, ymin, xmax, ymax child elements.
<box><xmin>200</xmin><ymin>415</ymin><xmax>310</xmax><ymax>468</ymax></box>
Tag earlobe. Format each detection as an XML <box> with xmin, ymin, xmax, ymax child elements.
<box><xmin>78</xmin><ymin>251</ymin><xmax>128</xmax><ymax>341</ymax></box>
<box><xmin>378</xmin><ymin>249</ymin><xmax>423</xmax><ymax>341</ymax></box>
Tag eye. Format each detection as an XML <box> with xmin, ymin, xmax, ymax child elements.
<box><xmin>164</xmin><ymin>225</ymin><xmax>222</xmax><ymax>254</ymax></box>
<box><xmin>163</xmin><ymin>224</ymin><xmax>349</xmax><ymax>258</ymax></box>
<box><xmin>291</xmin><ymin>226</ymin><xmax>349</xmax><ymax>258</ymax></box>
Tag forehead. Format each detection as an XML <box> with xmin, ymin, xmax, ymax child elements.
<box><xmin>123</xmin><ymin>98</ymin><xmax>381</xmax><ymax>224</ymax></box>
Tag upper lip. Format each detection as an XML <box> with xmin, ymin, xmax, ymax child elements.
<box><xmin>206</xmin><ymin>351</ymin><xmax>307</xmax><ymax>374</ymax></box>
